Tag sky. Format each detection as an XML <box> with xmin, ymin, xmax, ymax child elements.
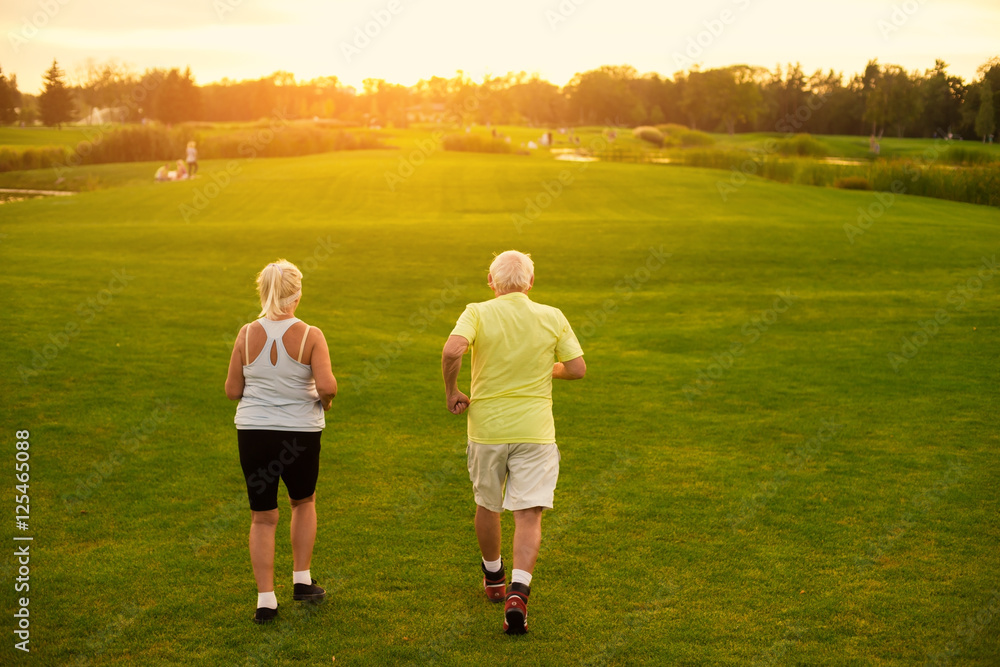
<box><xmin>2</xmin><ymin>0</ymin><xmax>998</xmax><ymax>94</ymax></box>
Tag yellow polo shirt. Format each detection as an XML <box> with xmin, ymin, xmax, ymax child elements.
<box><xmin>450</xmin><ymin>292</ymin><xmax>584</xmax><ymax>444</ymax></box>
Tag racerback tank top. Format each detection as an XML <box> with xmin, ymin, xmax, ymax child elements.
<box><xmin>234</xmin><ymin>317</ymin><xmax>325</xmax><ymax>432</ymax></box>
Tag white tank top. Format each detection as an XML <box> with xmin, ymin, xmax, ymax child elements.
<box><xmin>234</xmin><ymin>317</ymin><xmax>325</xmax><ymax>432</ymax></box>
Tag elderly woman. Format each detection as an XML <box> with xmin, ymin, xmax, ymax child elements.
<box><xmin>225</xmin><ymin>259</ymin><xmax>337</xmax><ymax>624</ymax></box>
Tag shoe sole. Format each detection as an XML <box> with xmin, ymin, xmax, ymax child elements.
<box><xmin>293</xmin><ymin>594</ymin><xmax>326</xmax><ymax>603</ymax></box>
<box><xmin>504</xmin><ymin>609</ymin><xmax>527</xmax><ymax>635</ymax></box>
<box><xmin>253</xmin><ymin>610</ymin><xmax>278</xmax><ymax>624</ymax></box>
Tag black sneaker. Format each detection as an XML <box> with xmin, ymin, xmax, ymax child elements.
<box><xmin>293</xmin><ymin>579</ymin><xmax>326</xmax><ymax>602</ymax></box>
<box><xmin>253</xmin><ymin>604</ymin><xmax>278</xmax><ymax>624</ymax></box>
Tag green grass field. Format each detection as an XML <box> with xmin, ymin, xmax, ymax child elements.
<box><xmin>0</xmin><ymin>126</ymin><xmax>94</xmax><ymax>147</ymax></box>
<box><xmin>2</xmin><ymin>142</ymin><xmax>999</xmax><ymax>665</ymax></box>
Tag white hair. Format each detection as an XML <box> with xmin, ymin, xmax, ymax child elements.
<box><xmin>489</xmin><ymin>250</ymin><xmax>534</xmax><ymax>293</ymax></box>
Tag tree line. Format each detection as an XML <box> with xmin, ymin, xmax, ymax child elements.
<box><xmin>5</xmin><ymin>57</ymin><xmax>999</xmax><ymax>141</ymax></box>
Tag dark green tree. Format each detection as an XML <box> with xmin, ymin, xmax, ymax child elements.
<box><xmin>0</xmin><ymin>66</ymin><xmax>21</xmax><ymax>124</ymax></box>
<box><xmin>38</xmin><ymin>59</ymin><xmax>74</xmax><ymax>127</ymax></box>
<box><xmin>975</xmin><ymin>80</ymin><xmax>995</xmax><ymax>142</ymax></box>
<box><xmin>882</xmin><ymin>65</ymin><xmax>923</xmax><ymax>137</ymax></box>
<box><xmin>565</xmin><ymin>66</ymin><xmax>639</xmax><ymax>126</ymax></box>
<box><xmin>919</xmin><ymin>61</ymin><xmax>965</xmax><ymax>137</ymax></box>
<box><xmin>148</xmin><ymin>67</ymin><xmax>200</xmax><ymax>124</ymax></box>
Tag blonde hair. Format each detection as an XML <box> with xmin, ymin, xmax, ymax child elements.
<box><xmin>489</xmin><ymin>250</ymin><xmax>534</xmax><ymax>293</ymax></box>
<box><xmin>256</xmin><ymin>259</ymin><xmax>303</xmax><ymax>319</ymax></box>
<box><xmin>187</xmin><ymin>141</ymin><xmax>196</xmax><ymax>148</ymax></box>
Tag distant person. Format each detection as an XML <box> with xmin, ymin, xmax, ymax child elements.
<box><xmin>225</xmin><ymin>260</ymin><xmax>337</xmax><ymax>624</ymax></box>
<box><xmin>869</xmin><ymin>134</ymin><xmax>882</xmax><ymax>156</ymax></box>
<box><xmin>186</xmin><ymin>141</ymin><xmax>199</xmax><ymax>177</ymax></box>
<box><xmin>442</xmin><ymin>250</ymin><xmax>586</xmax><ymax>635</ymax></box>
<box><xmin>154</xmin><ymin>164</ymin><xmax>169</xmax><ymax>182</ymax></box>
<box><xmin>174</xmin><ymin>160</ymin><xmax>188</xmax><ymax>180</ymax></box>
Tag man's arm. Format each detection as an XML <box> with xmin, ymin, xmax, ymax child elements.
<box><xmin>553</xmin><ymin>355</ymin><xmax>586</xmax><ymax>380</ymax></box>
<box><xmin>442</xmin><ymin>335</ymin><xmax>471</xmax><ymax>414</ymax></box>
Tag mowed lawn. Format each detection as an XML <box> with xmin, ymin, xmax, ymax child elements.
<box><xmin>1</xmin><ymin>146</ymin><xmax>999</xmax><ymax>665</ymax></box>
<box><xmin>0</xmin><ymin>126</ymin><xmax>94</xmax><ymax>147</ymax></box>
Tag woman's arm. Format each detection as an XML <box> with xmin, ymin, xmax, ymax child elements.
<box><xmin>309</xmin><ymin>328</ymin><xmax>337</xmax><ymax>411</ymax></box>
<box><xmin>225</xmin><ymin>325</ymin><xmax>247</xmax><ymax>400</ymax></box>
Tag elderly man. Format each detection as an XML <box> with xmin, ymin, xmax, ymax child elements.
<box><xmin>442</xmin><ymin>250</ymin><xmax>586</xmax><ymax>635</ymax></box>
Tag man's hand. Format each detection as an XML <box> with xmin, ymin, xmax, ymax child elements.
<box><xmin>447</xmin><ymin>390</ymin><xmax>471</xmax><ymax>415</ymax></box>
<box><xmin>443</xmin><ymin>335</ymin><xmax>471</xmax><ymax>414</ymax></box>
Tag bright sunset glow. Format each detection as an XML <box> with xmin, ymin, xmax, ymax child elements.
<box><xmin>3</xmin><ymin>0</ymin><xmax>998</xmax><ymax>92</ymax></box>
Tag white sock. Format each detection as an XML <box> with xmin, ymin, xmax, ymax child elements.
<box><xmin>511</xmin><ymin>569</ymin><xmax>533</xmax><ymax>587</ymax></box>
<box><xmin>257</xmin><ymin>591</ymin><xmax>277</xmax><ymax>609</ymax></box>
<box><xmin>293</xmin><ymin>569</ymin><xmax>311</xmax><ymax>585</ymax></box>
<box><xmin>483</xmin><ymin>556</ymin><xmax>503</xmax><ymax>573</ymax></box>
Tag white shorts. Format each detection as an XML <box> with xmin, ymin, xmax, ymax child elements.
<box><xmin>467</xmin><ymin>441</ymin><xmax>560</xmax><ymax>512</ymax></box>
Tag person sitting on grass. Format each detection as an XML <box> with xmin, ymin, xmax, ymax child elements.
<box><xmin>442</xmin><ymin>250</ymin><xmax>586</xmax><ymax>635</ymax></box>
<box><xmin>174</xmin><ymin>159</ymin><xmax>188</xmax><ymax>180</ymax></box>
<box><xmin>154</xmin><ymin>164</ymin><xmax>169</xmax><ymax>181</ymax></box>
<box><xmin>225</xmin><ymin>260</ymin><xmax>338</xmax><ymax>624</ymax></box>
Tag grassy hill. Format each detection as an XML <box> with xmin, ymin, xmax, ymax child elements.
<box><xmin>1</xmin><ymin>148</ymin><xmax>998</xmax><ymax>664</ymax></box>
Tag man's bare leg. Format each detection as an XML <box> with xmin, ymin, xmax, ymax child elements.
<box><xmin>475</xmin><ymin>505</ymin><xmax>502</xmax><ymax>561</ymax></box>
<box><xmin>505</xmin><ymin>507</ymin><xmax>542</xmax><ymax>634</ymax></box>
<box><xmin>512</xmin><ymin>507</ymin><xmax>542</xmax><ymax>574</ymax></box>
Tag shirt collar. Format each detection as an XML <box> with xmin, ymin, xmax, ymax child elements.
<box><xmin>496</xmin><ymin>292</ymin><xmax>530</xmax><ymax>300</ymax></box>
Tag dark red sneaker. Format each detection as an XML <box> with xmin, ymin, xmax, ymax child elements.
<box><xmin>503</xmin><ymin>583</ymin><xmax>530</xmax><ymax>635</ymax></box>
<box><xmin>482</xmin><ymin>560</ymin><xmax>505</xmax><ymax>603</ymax></box>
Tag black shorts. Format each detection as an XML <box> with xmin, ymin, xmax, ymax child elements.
<box><xmin>237</xmin><ymin>430</ymin><xmax>321</xmax><ymax>511</ymax></box>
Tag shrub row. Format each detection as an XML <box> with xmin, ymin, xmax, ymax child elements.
<box><xmin>939</xmin><ymin>145</ymin><xmax>999</xmax><ymax>166</ymax></box>
<box><xmin>0</xmin><ymin>123</ymin><xmax>386</xmax><ymax>173</ymax></box>
<box><xmin>772</xmin><ymin>133</ymin><xmax>829</xmax><ymax>157</ymax></box>
<box><xmin>681</xmin><ymin>150</ymin><xmax>1000</xmax><ymax>207</ymax></box>
<box><xmin>656</xmin><ymin>124</ymin><xmax>715</xmax><ymax>147</ymax></box>
<box><xmin>632</xmin><ymin>124</ymin><xmax>717</xmax><ymax>149</ymax></box>
<box><xmin>633</xmin><ymin>126</ymin><xmax>665</xmax><ymax>147</ymax></box>
<box><xmin>0</xmin><ymin>146</ymin><xmax>69</xmax><ymax>172</ymax></box>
